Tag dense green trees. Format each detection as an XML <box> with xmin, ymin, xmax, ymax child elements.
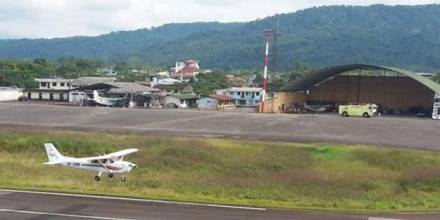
<box><xmin>0</xmin><ymin>59</ymin><xmax>54</xmax><ymax>88</ymax></box>
<box><xmin>0</xmin><ymin>58</ymin><xmax>163</xmax><ymax>88</ymax></box>
<box><xmin>0</xmin><ymin>58</ymin><xmax>105</xmax><ymax>88</ymax></box>
<box><xmin>190</xmin><ymin>72</ymin><xmax>229</xmax><ymax>95</ymax></box>
<box><xmin>434</xmin><ymin>73</ymin><xmax>440</xmax><ymax>84</ymax></box>
<box><xmin>2</xmin><ymin>5</ymin><xmax>440</xmax><ymax>71</ymax></box>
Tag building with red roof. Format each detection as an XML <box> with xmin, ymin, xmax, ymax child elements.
<box><xmin>171</xmin><ymin>60</ymin><xmax>200</xmax><ymax>79</ymax></box>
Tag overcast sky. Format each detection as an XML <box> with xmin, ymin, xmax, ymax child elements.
<box><xmin>0</xmin><ymin>0</ymin><xmax>438</xmax><ymax>39</ymax></box>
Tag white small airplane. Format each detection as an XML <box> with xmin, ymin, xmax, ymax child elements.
<box><xmin>92</xmin><ymin>90</ymin><xmax>128</xmax><ymax>106</ymax></box>
<box><xmin>44</xmin><ymin>143</ymin><xmax>138</xmax><ymax>182</ymax></box>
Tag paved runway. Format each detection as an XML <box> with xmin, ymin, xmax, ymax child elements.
<box><xmin>0</xmin><ymin>103</ymin><xmax>439</xmax><ymax>150</ymax></box>
<box><xmin>1</xmin><ymin>189</ymin><xmax>439</xmax><ymax>220</ymax></box>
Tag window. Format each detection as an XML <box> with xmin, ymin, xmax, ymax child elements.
<box><xmin>52</xmin><ymin>82</ymin><xmax>57</xmax><ymax>87</ymax></box>
<box><xmin>256</xmin><ymin>92</ymin><xmax>260</xmax><ymax>96</ymax></box>
<box><xmin>67</xmin><ymin>83</ymin><xmax>70</xmax><ymax>87</ymax></box>
<box><xmin>237</xmin><ymin>92</ymin><xmax>241</xmax><ymax>95</ymax></box>
<box><xmin>61</xmin><ymin>82</ymin><xmax>65</xmax><ymax>87</ymax></box>
<box><xmin>38</xmin><ymin>93</ymin><xmax>43</xmax><ymax>100</ymax></box>
<box><xmin>41</xmin><ymin>82</ymin><xmax>46</xmax><ymax>87</ymax></box>
<box><xmin>60</xmin><ymin>94</ymin><xmax>64</xmax><ymax>101</ymax></box>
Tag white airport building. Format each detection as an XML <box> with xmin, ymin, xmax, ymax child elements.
<box><xmin>25</xmin><ymin>78</ymin><xmax>72</xmax><ymax>101</ymax></box>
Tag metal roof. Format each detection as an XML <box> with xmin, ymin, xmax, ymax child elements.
<box><xmin>77</xmin><ymin>82</ymin><xmax>159</xmax><ymax>94</ymax></box>
<box><xmin>226</xmin><ymin>87</ymin><xmax>263</xmax><ymax>92</ymax></box>
<box><xmin>169</xmin><ymin>93</ymin><xmax>197</xmax><ymax>100</ymax></box>
<box><xmin>71</xmin><ymin>77</ymin><xmax>116</xmax><ymax>87</ymax></box>
<box><xmin>280</xmin><ymin>64</ymin><xmax>440</xmax><ymax>93</ymax></box>
<box><xmin>207</xmin><ymin>94</ymin><xmax>234</xmax><ymax>101</ymax></box>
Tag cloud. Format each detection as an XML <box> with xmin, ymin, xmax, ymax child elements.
<box><xmin>0</xmin><ymin>0</ymin><xmax>438</xmax><ymax>39</ymax></box>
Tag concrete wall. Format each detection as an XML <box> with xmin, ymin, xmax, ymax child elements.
<box><xmin>0</xmin><ymin>90</ymin><xmax>22</xmax><ymax>101</ymax></box>
<box><xmin>28</xmin><ymin>92</ymin><xmax>69</xmax><ymax>101</ymax></box>
<box><xmin>265</xmin><ymin>76</ymin><xmax>435</xmax><ymax>113</ymax></box>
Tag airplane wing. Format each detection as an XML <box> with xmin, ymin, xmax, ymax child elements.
<box><xmin>84</xmin><ymin>148</ymin><xmax>139</xmax><ymax>161</ymax></box>
<box><xmin>107</xmin><ymin>148</ymin><xmax>139</xmax><ymax>158</ymax></box>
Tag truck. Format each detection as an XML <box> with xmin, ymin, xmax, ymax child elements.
<box><xmin>338</xmin><ymin>104</ymin><xmax>378</xmax><ymax>118</ymax></box>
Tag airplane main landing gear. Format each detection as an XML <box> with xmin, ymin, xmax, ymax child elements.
<box><xmin>121</xmin><ymin>176</ymin><xmax>127</xmax><ymax>182</ymax></box>
<box><xmin>95</xmin><ymin>171</ymin><xmax>102</xmax><ymax>182</ymax></box>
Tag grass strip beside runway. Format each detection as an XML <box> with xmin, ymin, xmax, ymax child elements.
<box><xmin>1</xmin><ymin>129</ymin><xmax>440</xmax><ymax>212</ymax></box>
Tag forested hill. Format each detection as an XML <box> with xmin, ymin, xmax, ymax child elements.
<box><xmin>1</xmin><ymin>4</ymin><xmax>440</xmax><ymax>71</ymax></box>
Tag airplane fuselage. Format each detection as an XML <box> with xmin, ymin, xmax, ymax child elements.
<box><xmin>44</xmin><ymin>143</ymin><xmax>138</xmax><ymax>181</ymax></box>
<box><xmin>59</xmin><ymin>157</ymin><xmax>135</xmax><ymax>174</ymax></box>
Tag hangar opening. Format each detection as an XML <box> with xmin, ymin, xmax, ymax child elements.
<box><xmin>266</xmin><ymin>64</ymin><xmax>440</xmax><ymax>117</ymax></box>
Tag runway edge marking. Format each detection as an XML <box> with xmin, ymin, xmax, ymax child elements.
<box><xmin>0</xmin><ymin>189</ymin><xmax>266</xmax><ymax>211</ymax></box>
<box><xmin>0</xmin><ymin>208</ymin><xmax>135</xmax><ymax>220</ymax></box>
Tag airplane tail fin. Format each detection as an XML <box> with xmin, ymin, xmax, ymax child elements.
<box><xmin>44</xmin><ymin>143</ymin><xmax>64</xmax><ymax>163</ymax></box>
<box><xmin>93</xmin><ymin>90</ymin><xmax>99</xmax><ymax>101</ymax></box>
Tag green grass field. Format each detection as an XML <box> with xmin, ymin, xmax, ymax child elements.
<box><xmin>1</xmin><ymin>128</ymin><xmax>440</xmax><ymax>212</ymax></box>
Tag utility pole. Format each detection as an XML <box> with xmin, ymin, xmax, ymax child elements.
<box><xmin>260</xmin><ymin>29</ymin><xmax>273</xmax><ymax>113</ymax></box>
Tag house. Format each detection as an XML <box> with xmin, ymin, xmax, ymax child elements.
<box><xmin>25</xmin><ymin>78</ymin><xmax>72</xmax><ymax>101</ymax></box>
<box><xmin>0</xmin><ymin>87</ymin><xmax>22</xmax><ymax>101</ymax></box>
<box><xmin>154</xmin><ymin>83</ymin><xmax>194</xmax><ymax>95</ymax></box>
<box><xmin>215</xmin><ymin>87</ymin><xmax>263</xmax><ymax>107</ymax></box>
<box><xmin>165</xmin><ymin>93</ymin><xmax>198</xmax><ymax>108</ymax></box>
<box><xmin>146</xmin><ymin>72</ymin><xmax>182</xmax><ymax>87</ymax></box>
<box><xmin>155</xmin><ymin>83</ymin><xmax>198</xmax><ymax>108</ymax></box>
<box><xmin>198</xmin><ymin>94</ymin><xmax>235</xmax><ymax>110</ymax></box>
<box><xmin>171</xmin><ymin>60</ymin><xmax>200</xmax><ymax>79</ymax></box>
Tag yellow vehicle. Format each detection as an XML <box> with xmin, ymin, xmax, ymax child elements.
<box><xmin>338</xmin><ymin>104</ymin><xmax>378</xmax><ymax>118</ymax></box>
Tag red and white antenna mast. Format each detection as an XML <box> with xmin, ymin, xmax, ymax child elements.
<box><xmin>260</xmin><ymin>29</ymin><xmax>272</xmax><ymax>113</ymax></box>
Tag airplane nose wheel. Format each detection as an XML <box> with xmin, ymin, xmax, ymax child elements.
<box><xmin>95</xmin><ymin>176</ymin><xmax>101</xmax><ymax>181</ymax></box>
<box><xmin>121</xmin><ymin>176</ymin><xmax>127</xmax><ymax>182</ymax></box>
<box><xmin>108</xmin><ymin>173</ymin><xmax>114</xmax><ymax>178</ymax></box>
